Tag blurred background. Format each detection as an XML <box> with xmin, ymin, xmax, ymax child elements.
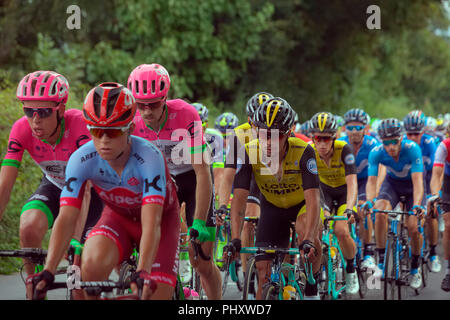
<box><xmin>0</xmin><ymin>0</ymin><xmax>449</xmax><ymax>272</ymax></box>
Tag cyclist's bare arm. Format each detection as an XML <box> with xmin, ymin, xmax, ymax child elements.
<box><xmin>230</xmin><ymin>188</ymin><xmax>249</xmax><ymax>240</ymax></box>
<box><xmin>72</xmin><ymin>180</ymin><xmax>92</xmax><ymax>242</ymax></box>
<box><xmin>366</xmin><ymin>175</ymin><xmax>378</xmax><ymax>203</ymax></box>
<box><xmin>44</xmin><ymin>205</ymin><xmax>81</xmax><ymax>273</ymax></box>
<box><xmin>219</xmin><ymin>167</ymin><xmax>236</xmax><ymax>208</ymax></box>
<box><xmin>346</xmin><ymin>173</ymin><xmax>358</xmax><ymax>210</ymax></box>
<box><xmin>192</xmin><ymin>151</ymin><xmax>213</xmax><ymax>221</ymax></box>
<box><xmin>212</xmin><ymin>167</ymin><xmax>224</xmax><ymax>199</ymax></box>
<box><xmin>137</xmin><ymin>203</ymin><xmax>163</xmax><ymax>272</ymax></box>
<box><xmin>411</xmin><ymin>171</ymin><xmax>424</xmax><ymax>207</ymax></box>
<box><xmin>376</xmin><ymin>164</ymin><xmax>386</xmax><ymax>196</ymax></box>
<box><xmin>430</xmin><ymin>166</ymin><xmax>444</xmax><ymax>196</ymax></box>
<box><xmin>0</xmin><ymin>165</ymin><xmax>18</xmax><ymax>221</ymax></box>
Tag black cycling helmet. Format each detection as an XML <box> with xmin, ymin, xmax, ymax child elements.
<box><xmin>309</xmin><ymin>112</ymin><xmax>338</xmax><ymax>134</ymax></box>
<box><xmin>403</xmin><ymin>110</ymin><xmax>425</xmax><ymax>133</ymax></box>
<box><xmin>252</xmin><ymin>97</ymin><xmax>295</xmax><ymax>133</ymax></box>
<box><xmin>246</xmin><ymin>92</ymin><xmax>274</xmax><ymax>118</ymax></box>
<box><xmin>378</xmin><ymin>118</ymin><xmax>403</xmax><ymax>139</ymax></box>
<box><xmin>344</xmin><ymin>108</ymin><xmax>369</xmax><ymax>125</ymax></box>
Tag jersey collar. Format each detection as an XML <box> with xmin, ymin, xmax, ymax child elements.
<box><xmin>145</xmin><ymin>103</ymin><xmax>168</xmax><ymax>132</ymax></box>
<box><xmin>42</xmin><ymin>117</ymin><xmax>65</xmax><ymax>146</ymax></box>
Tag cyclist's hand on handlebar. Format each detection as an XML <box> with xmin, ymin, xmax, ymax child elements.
<box><xmin>215</xmin><ymin>205</ymin><xmax>228</xmax><ymax>226</ymax></box>
<box><xmin>223</xmin><ymin>238</ymin><xmax>241</xmax><ymax>261</ymax></box>
<box><xmin>361</xmin><ymin>200</ymin><xmax>374</xmax><ymax>215</ymax></box>
<box><xmin>189</xmin><ymin>219</ymin><xmax>210</xmax><ymax>243</ymax></box>
<box><xmin>130</xmin><ymin>270</ymin><xmax>157</xmax><ymax>300</ymax></box>
<box><xmin>412</xmin><ymin>205</ymin><xmax>426</xmax><ymax>220</ymax></box>
<box><xmin>344</xmin><ymin>208</ymin><xmax>359</xmax><ymax>224</ymax></box>
<box><xmin>299</xmin><ymin>239</ymin><xmax>317</xmax><ymax>259</ymax></box>
<box><xmin>27</xmin><ymin>270</ymin><xmax>55</xmax><ymax>300</ymax></box>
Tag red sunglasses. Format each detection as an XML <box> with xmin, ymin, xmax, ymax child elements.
<box><xmin>313</xmin><ymin>135</ymin><xmax>334</xmax><ymax>143</ymax></box>
<box><xmin>88</xmin><ymin>125</ymin><xmax>130</xmax><ymax>139</ymax></box>
<box><xmin>136</xmin><ymin>100</ymin><xmax>165</xmax><ymax>110</ymax></box>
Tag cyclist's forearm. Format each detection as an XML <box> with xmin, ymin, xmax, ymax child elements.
<box><xmin>0</xmin><ymin>166</ymin><xmax>18</xmax><ymax>220</ymax></box>
<box><xmin>346</xmin><ymin>174</ymin><xmax>357</xmax><ymax>209</ymax></box>
<box><xmin>73</xmin><ymin>182</ymin><xmax>92</xmax><ymax>241</ymax></box>
<box><xmin>45</xmin><ymin>206</ymin><xmax>79</xmax><ymax>273</ymax></box>
<box><xmin>219</xmin><ymin>167</ymin><xmax>235</xmax><ymax>207</ymax></box>
<box><xmin>412</xmin><ymin>172</ymin><xmax>424</xmax><ymax>207</ymax></box>
<box><xmin>230</xmin><ymin>188</ymin><xmax>248</xmax><ymax>239</ymax></box>
<box><xmin>366</xmin><ymin>176</ymin><xmax>378</xmax><ymax>202</ymax></box>
<box><xmin>193</xmin><ymin>162</ymin><xmax>212</xmax><ymax>221</ymax></box>
<box><xmin>138</xmin><ymin>204</ymin><xmax>162</xmax><ymax>272</ymax></box>
<box><xmin>430</xmin><ymin>167</ymin><xmax>444</xmax><ymax>195</ymax></box>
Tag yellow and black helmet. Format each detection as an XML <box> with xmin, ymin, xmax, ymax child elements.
<box><xmin>310</xmin><ymin>112</ymin><xmax>338</xmax><ymax>134</ymax></box>
<box><xmin>246</xmin><ymin>92</ymin><xmax>274</xmax><ymax>118</ymax></box>
<box><xmin>252</xmin><ymin>97</ymin><xmax>295</xmax><ymax>133</ymax></box>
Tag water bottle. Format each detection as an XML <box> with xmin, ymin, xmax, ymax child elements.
<box><xmin>282</xmin><ymin>285</ymin><xmax>296</xmax><ymax>300</ymax></box>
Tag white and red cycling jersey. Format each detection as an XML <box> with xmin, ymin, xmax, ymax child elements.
<box><xmin>132</xmin><ymin>99</ymin><xmax>206</xmax><ymax>176</ymax></box>
<box><xmin>434</xmin><ymin>138</ymin><xmax>450</xmax><ymax>176</ymax></box>
<box><xmin>2</xmin><ymin>109</ymin><xmax>91</xmax><ymax>189</ymax></box>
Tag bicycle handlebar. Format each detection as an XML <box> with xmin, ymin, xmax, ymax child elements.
<box><xmin>0</xmin><ymin>248</ymin><xmax>47</xmax><ymax>264</ymax></box>
<box><xmin>189</xmin><ymin>229</ymin><xmax>211</xmax><ymax>261</ymax></box>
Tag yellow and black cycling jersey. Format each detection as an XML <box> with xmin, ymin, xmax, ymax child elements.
<box><xmin>311</xmin><ymin>140</ymin><xmax>357</xmax><ymax>188</ymax></box>
<box><xmin>234</xmin><ymin>137</ymin><xmax>320</xmax><ymax>209</ymax></box>
<box><xmin>225</xmin><ymin>122</ymin><xmax>254</xmax><ymax>169</ymax></box>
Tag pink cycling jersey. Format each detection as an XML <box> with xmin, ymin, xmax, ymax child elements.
<box><xmin>132</xmin><ymin>99</ymin><xmax>206</xmax><ymax>176</ymax></box>
<box><xmin>2</xmin><ymin>109</ymin><xmax>90</xmax><ymax>189</ymax></box>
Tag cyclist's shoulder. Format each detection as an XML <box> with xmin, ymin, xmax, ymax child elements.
<box><xmin>363</xmin><ymin>134</ymin><xmax>379</xmax><ymax>145</ymax></box>
<box><xmin>167</xmin><ymin>99</ymin><xmax>197</xmax><ymax>114</ymax></box>
<box><xmin>9</xmin><ymin>115</ymin><xmax>32</xmax><ymax>135</ymax></box>
<box><xmin>235</xmin><ymin>122</ymin><xmax>251</xmax><ymax>131</ymax></box>
<box><xmin>205</xmin><ymin>127</ymin><xmax>222</xmax><ymax>138</ymax></box>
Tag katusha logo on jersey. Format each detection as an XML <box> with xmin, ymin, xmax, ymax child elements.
<box><xmin>97</xmin><ymin>188</ymin><xmax>142</xmax><ymax>207</ymax></box>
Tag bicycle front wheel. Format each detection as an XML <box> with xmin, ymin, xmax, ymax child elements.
<box><xmin>242</xmin><ymin>256</ymin><xmax>259</xmax><ymax>300</ymax></box>
<box><xmin>261</xmin><ymin>282</ymin><xmax>279</xmax><ymax>300</ymax></box>
<box><xmin>383</xmin><ymin>240</ymin><xmax>397</xmax><ymax>300</ymax></box>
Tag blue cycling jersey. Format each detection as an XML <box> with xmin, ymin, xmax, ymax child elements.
<box><xmin>401</xmin><ymin>133</ymin><xmax>436</xmax><ymax>173</ymax></box>
<box><xmin>60</xmin><ymin>136</ymin><xmax>172</xmax><ymax>219</ymax></box>
<box><xmin>368</xmin><ymin>138</ymin><xmax>423</xmax><ymax>181</ymax></box>
<box><xmin>339</xmin><ymin>134</ymin><xmax>380</xmax><ymax>180</ymax></box>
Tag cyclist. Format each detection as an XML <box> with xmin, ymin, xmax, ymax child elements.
<box><xmin>403</xmin><ymin>111</ymin><xmax>441</xmax><ymax>273</ymax></box>
<box><xmin>128</xmin><ymin>64</ymin><xmax>221</xmax><ymax>299</ymax></box>
<box><xmin>230</xmin><ymin>97</ymin><xmax>322</xmax><ymax>300</ymax></box>
<box><xmin>29</xmin><ymin>82</ymin><xmax>180</xmax><ymax>300</ymax></box>
<box><xmin>0</xmin><ymin>70</ymin><xmax>102</xmax><ymax>298</ymax></box>
<box><xmin>339</xmin><ymin>108</ymin><xmax>381</xmax><ymax>270</ymax></box>
<box><xmin>309</xmin><ymin>112</ymin><xmax>360</xmax><ymax>295</ymax></box>
<box><xmin>219</xmin><ymin>92</ymin><xmax>272</xmax><ymax>277</ymax></box>
<box><xmin>214</xmin><ymin>112</ymin><xmax>239</xmax><ymax>142</ymax></box>
<box><xmin>430</xmin><ymin>132</ymin><xmax>450</xmax><ymax>291</ymax></box>
<box><xmin>363</xmin><ymin>118</ymin><xmax>426</xmax><ymax>289</ymax></box>
<box><xmin>193</xmin><ymin>103</ymin><xmax>225</xmax><ymax>199</ymax></box>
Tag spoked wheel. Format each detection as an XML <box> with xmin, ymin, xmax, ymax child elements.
<box><xmin>261</xmin><ymin>282</ymin><xmax>278</xmax><ymax>300</ymax></box>
<box><xmin>384</xmin><ymin>241</ymin><xmax>397</xmax><ymax>300</ymax></box>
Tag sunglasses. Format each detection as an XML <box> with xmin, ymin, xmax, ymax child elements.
<box><xmin>23</xmin><ymin>106</ymin><xmax>58</xmax><ymax>119</ymax></box>
<box><xmin>406</xmin><ymin>132</ymin><xmax>421</xmax><ymax>137</ymax></box>
<box><xmin>88</xmin><ymin>125</ymin><xmax>131</xmax><ymax>139</ymax></box>
<box><xmin>137</xmin><ymin>100</ymin><xmax>165</xmax><ymax>110</ymax></box>
<box><xmin>257</xmin><ymin>128</ymin><xmax>289</xmax><ymax>140</ymax></box>
<box><xmin>313</xmin><ymin>135</ymin><xmax>334</xmax><ymax>143</ymax></box>
<box><xmin>382</xmin><ymin>138</ymin><xmax>400</xmax><ymax>146</ymax></box>
<box><xmin>346</xmin><ymin>125</ymin><xmax>365</xmax><ymax>131</ymax></box>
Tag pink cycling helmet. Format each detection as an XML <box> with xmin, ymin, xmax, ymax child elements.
<box><xmin>127</xmin><ymin>64</ymin><xmax>170</xmax><ymax>101</ymax></box>
<box><xmin>16</xmin><ymin>71</ymin><xmax>69</xmax><ymax>104</ymax></box>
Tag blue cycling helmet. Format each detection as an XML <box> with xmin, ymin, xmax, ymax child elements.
<box><xmin>344</xmin><ymin>108</ymin><xmax>369</xmax><ymax>125</ymax></box>
<box><xmin>403</xmin><ymin>110</ymin><xmax>425</xmax><ymax>133</ymax></box>
<box><xmin>192</xmin><ymin>102</ymin><xmax>209</xmax><ymax>122</ymax></box>
<box><xmin>215</xmin><ymin>112</ymin><xmax>239</xmax><ymax>135</ymax></box>
<box><xmin>378</xmin><ymin>118</ymin><xmax>403</xmax><ymax>139</ymax></box>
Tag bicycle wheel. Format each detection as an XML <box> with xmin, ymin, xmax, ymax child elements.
<box><xmin>242</xmin><ymin>256</ymin><xmax>259</xmax><ymax>300</ymax></box>
<box><xmin>384</xmin><ymin>240</ymin><xmax>397</xmax><ymax>300</ymax></box>
<box><xmin>222</xmin><ymin>259</ymin><xmax>230</xmax><ymax>296</ymax></box>
<box><xmin>355</xmin><ymin>258</ymin><xmax>368</xmax><ymax>299</ymax></box>
<box><xmin>318</xmin><ymin>248</ymin><xmax>330</xmax><ymax>300</ymax></box>
<box><xmin>192</xmin><ymin>271</ymin><xmax>204</xmax><ymax>300</ymax></box>
<box><xmin>261</xmin><ymin>282</ymin><xmax>279</xmax><ymax>300</ymax></box>
<box><xmin>213</xmin><ymin>226</ymin><xmax>226</xmax><ymax>270</ymax></box>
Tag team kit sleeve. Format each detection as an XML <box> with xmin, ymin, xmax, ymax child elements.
<box><xmin>341</xmin><ymin>143</ymin><xmax>357</xmax><ymax>176</ymax></box>
<box><xmin>59</xmin><ymin>148</ymin><xmax>90</xmax><ymax>209</ymax></box>
<box><xmin>367</xmin><ymin>146</ymin><xmax>381</xmax><ymax>177</ymax></box>
<box><xmin>233</xmin><ymin>149</ymin><xmax>252</xmax><ymax>190</ymax></box>
<box><xmin>139</xmin><ymin>144</ymin><xmax>167</xmax><ymax>207</ymax></box>
<box><xmin>433</xmin><ymin>141</ymin><xmax>447</xmax><ymax>168</ymax></box>
<box><xmin>1</xmin><ymin>119</ymin><xmax>28</xmax><ymax>168</ymax></box>
<box><xmin>224</xmin><ymin>134</ymin><xmax>240</xmax><ymax>170</ymax></box>
<box><xmin>184</xmin><ymin>103</ymin><xmax>207</xmax><ymax>155</ymax></box>
<box><xmin>409</xmin><ymin>142</ymin><xmax>424</xmax><ymax>173</ymax></box>
<box><xmin>300</xmin><ymin>145</ymin><xmax>320</xmax><ymax>190</ymax></box>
